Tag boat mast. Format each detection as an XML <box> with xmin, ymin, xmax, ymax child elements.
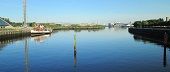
<box><xmin>23</xmin><ymin>0</ymin><xmax>27</xmax><ymax>27</ymax></box>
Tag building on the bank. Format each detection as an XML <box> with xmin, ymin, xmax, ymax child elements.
<box><xmin>166</xmin><ymin>17</ymin><xmax>169</xmax><ymax>21</ymax></box>
<box><xmin>0</xmin><ymin>17</ymin><xmax>12</xmax><ymax>28</ymax></box>
<box><xmin>108</xmin><ymin>23</ymin><xmax>114</xmax><ymax>28</ymax></box>
<box><xmin>114</xmin><ymin>22</ymin><xmax>133</xmax><ymax>27</ymax></box>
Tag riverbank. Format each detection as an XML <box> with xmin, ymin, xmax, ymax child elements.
<box><xmin>128</xmin><ymin>28</ymin><xmax>170</xmax><ymax>41</ymax></box>
<box><xmin>0</xmin><ymin>28</ymin><xmax>30</xmax><ymax>40</ymax></box>
<box><xmin>42</xmin><ymin>24</ymin><xmax>105</xmax><ymax>30</ymax></box>
<box><xmin>0</xmin><ymin>27</ymin><xmax>105</xmax><ymax>39</ymax></box>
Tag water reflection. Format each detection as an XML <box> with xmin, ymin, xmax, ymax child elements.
<box><xmin>112</xmin><ymin>27</ymin><xmax>129</xmax><ymax>30</ymax></box>
<box><xmin>1</xmin><ymin>28</ymin><xmax>170</xmax><ymax>72</ymax></box>
<box><xmin>31</xmin><ymin>34</ymin><xmax>51</xmax><ymax>43</ymax></box>
<box><xmin>24</xmin><ymin>39</ymin><xmax>29</xmax><ymax>72</ymax></box>
<box><xmin>130</xmin><ymin>32</ymin><xmax>169</xmax><ymax>68</ymax></box>
<box><xmin>0</xmin><ymin>36</ymin><xmax>28</xmax><ymax>49</ymax></box>
<box><xmin>163</xmin><ymin>44</ymin><xmax>167</xmax><ymax>67</ymax></box>
<box><xmin>133</xmin><ymin>35</ymin><xmax>170</xmax><ymax>48</ymax></box>
<box><xmin>56</xmin><ymin>29</ymin><xmax>104</xmax><ymax>33</ymax></box>
<box><xmin>163</xmin><ymin>32</ymin><xmax>168</xmax><ymax>67</ymax></box>
<box><xmin>73</xmin><ymin>33</ymin><xmax>77</xmax><ymax>72</ymax></box>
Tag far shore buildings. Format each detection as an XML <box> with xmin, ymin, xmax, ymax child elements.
<box><xmin>108</xmin><ymin>22</ymin><xmax>133</xmax><ymax>27</ymax></box>
<box><xmin>0</xmin><ymin>17</ymin><xmax>13</xmax><ymax>28</ymax></box>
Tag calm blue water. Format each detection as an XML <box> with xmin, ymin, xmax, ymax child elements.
<box><xmin>0</xmin><ymin>28</ymin><xmax>170</xmax><ymax>72</ymax></box>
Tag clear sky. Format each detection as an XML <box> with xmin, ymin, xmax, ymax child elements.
<box><xmin>0</xmin><ymin>0</ymin><xmax>170</xmax><ymax>24</ymax></box>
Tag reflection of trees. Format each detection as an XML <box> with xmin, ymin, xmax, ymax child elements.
<box><xmin>74</xmin><ymin>29</ymin><xmax>103</xmax><ymax>32</ymax></box>
<box><xmin>87</xmin><ymin>29</ymin><xmax>103</xmax><ymax>32</ymax></box>
<box><xmin>55</xmin><ymin>29</ymin><xmax>104</xmax><ymax>33</ymax></box>
<box><xmin>74</xmin><ymin>29</ymin><xmax>104</xmax><ymax>32</ymax></box>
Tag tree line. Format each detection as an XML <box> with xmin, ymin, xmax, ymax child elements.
<box><xmin>0</xmin><ymin>17</ymin><xmax>105</xmax><ymax>29</ymax></box>
<box><xmin>133</xmin><ymin>18</ymin><xmax>170</xmax><ymax>28</ymax></box>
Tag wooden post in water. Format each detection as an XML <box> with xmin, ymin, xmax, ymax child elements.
<box><xmin>163</xmin><ymin>32</ymin><xmax>168</xmax><ymax>67</ymax></box>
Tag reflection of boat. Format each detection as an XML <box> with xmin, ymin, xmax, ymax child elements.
<box><xmin>31</xmin><ymin>24</ymin><xmax>52</xmax><ymax>34</ymax></box>
<box><xmin>31</xmin><ymin>34</ymin><xmax>50</xmax><ymax>43</ymax></box>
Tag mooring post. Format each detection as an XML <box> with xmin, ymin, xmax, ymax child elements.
<box><xmin>163</xmin><ymin>32</ymin><xmax>168</xmax><ymax>67</ymax></box>
<box><xmin>164</xmin><ymin>32</ymin><xmax>168</xmax><ymax>45</ymax></box>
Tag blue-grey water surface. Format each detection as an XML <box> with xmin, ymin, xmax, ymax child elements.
<box><xmin>0</xmin><ymin>28</ymin><xmax>170</xmax><ymax>72</ymax></box>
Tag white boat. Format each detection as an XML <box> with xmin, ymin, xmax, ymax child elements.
<box><xmin>31</xmin><ymin>24</ymin><xmax>53</xmax><ymax>34</ymax></box>
<box><xmin>31</xmin><ymin>29</ymin><xmax>52</xmax><ymax>34</ymax></box>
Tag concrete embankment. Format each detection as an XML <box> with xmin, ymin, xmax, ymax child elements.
<box><xmin>0</xmin><ymin>29</ymin><xmax>31</xmax><ymax>40</ymax></box>
<box><xmin>128</xmin><ymin>28</ymin><xmax>170</xmax><ymax>41</ymax></box>
<box><xmin>129</xmin><ymin>27</ymin><xmax>170</xmax><ymax>48</ymax></box>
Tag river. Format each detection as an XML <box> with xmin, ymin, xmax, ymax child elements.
<box><xmin>0</xmin><ymin>27</ymin><xmax>169</xmax><ymax>72</ymax></box>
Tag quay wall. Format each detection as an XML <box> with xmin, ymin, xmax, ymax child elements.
<box><xmin>128</xmin><ymin>28</ymin><xmax>170</xmax><ymax>41</ymax></box>
<box><xmin>0</xmin><ymin>30</ymin><xmax>31</xmax><ymax>40</ymax></box>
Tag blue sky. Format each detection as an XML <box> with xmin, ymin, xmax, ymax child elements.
<box><xmin>0</xmin><ymin>0</ymin><xmax>170</xmax><ymax>24</ymax></box>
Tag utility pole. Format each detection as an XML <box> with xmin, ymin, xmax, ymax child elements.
<box><xmin>23</xmin><ymin>0</ymin><xmax>29</xmax><ymax>71</ymax></box>
<box><xmin>23</xmin><ymin>0</ymin><xmax>27</xmax><ymax>27</ymax></box>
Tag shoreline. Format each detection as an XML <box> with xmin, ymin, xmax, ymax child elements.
<box><xmin>0</xmin><ymin>27</ymin><xmax>105</xmax><ymax>39</ymax></box>
<box><xmin>128</xmin><ymin>27</ymin><xmax>170</xmax><ymax>41</ymax></box>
